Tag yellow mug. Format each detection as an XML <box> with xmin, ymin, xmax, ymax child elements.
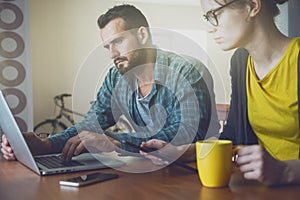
<box><xmin>196</xmin><ymin>140</ymin><xmax>241</xmax><ymax>188</ymax></box>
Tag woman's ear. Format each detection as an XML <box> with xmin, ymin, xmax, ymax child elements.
<box><xmin>137</xmin><ymin>26</ymin><xmax>150</xmax><ymax>45</ymax></box>
<box><xmin>248</xmin><ymin>0</ymin><xmax>262</xmax><ymax>17</ymax></box>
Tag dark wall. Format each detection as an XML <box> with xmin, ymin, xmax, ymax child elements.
<box><xmin>288</xmin><ymin>1</ymin><xmax>300</xmax><ymax>37</ymax></box>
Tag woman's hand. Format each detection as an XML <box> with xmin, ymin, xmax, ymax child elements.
<box><xmin>236</xmin><ymin>145</ymin><xmax>292</xmax><ymax>186</ymax></box>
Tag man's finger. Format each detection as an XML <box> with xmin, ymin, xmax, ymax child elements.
<box><xmin>74</xmin><ymin>142</ymin><xmax>85</xmax><ymax>156</ymax></box>
<box><xmin>65</xmin><ymin>143</ymin><xmax>77</xmax><ymax>161</ymax></box>
<box><xmin>2</xmin><ymin>135</ymin><xmax>9</xmax><ymax>146</ymax></box>
<box><xmin>141</xmin><ymin>139</ymin><xmax>166</xmax><ymax>149</ymax></box>
<box><xmin>1</xmin><ymin>148</ymin><xmax>16</xmax><ymax>160</ymax></box>
<box><xmin>61</xmin><ymin>141</ymin><xmax>71</xmax><ymax>160</ymax></box>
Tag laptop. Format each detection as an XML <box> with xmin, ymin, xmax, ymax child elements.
<box><xmin>0</xmin><ymin>90</ymin><xmax>125</xmax><ymax>175</ymax></box>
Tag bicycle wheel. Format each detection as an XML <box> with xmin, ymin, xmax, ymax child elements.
<box><xmin>34</xmin><ymin>120</ymin><xmax>68</xmax><ymax>136</ymax></box>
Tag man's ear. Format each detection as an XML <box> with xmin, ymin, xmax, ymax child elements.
<box><xmin>137</xmin><ymin>26</ymin><xmax>150</xmax><ymax>45</ymax></box>
<box><xmin>248</xmin><ymin>0</ymin><xmax>262</xmax><ymax>17</ymax></box>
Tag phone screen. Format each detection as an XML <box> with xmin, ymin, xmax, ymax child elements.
<box><xmin>59</xmin><ymin>172</ymin><xmax>119</xmax><ymax>187</ymax></box>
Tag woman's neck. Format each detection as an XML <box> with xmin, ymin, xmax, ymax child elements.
<box><xmin>244</xmin><ymin>21</ymin><xmax>291</xmax><ymax>79</ymax></box>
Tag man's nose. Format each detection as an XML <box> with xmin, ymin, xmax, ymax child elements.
<box><xmin>109</xmin><ymin>46</ymin><xmax>120</xmax><ymax>59</ymax></box>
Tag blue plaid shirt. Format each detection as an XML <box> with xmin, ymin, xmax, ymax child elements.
<box><xmin>49</xmin><ymin>49</ymin><xmax>219</xmax><ymax>153</ymax></box>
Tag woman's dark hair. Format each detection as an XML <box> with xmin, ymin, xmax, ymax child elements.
<box><xmin>274</xmin><ymin>0</ymin><xmax>289</xmax><ymax>4</ymax></box>
<box><xmin>97</xmin><ymin>4</ymin><xmax>149</xmax><ymax>30</ymax></box>
<box><xmin>266</xmin><ymin>0</ymin><xmax>289</xmax><ymax>17</ymax></box>
<box><xmin>215</xmin><ymin>0</ymin><xmax>289</xmax><ymax>17</ymax></box>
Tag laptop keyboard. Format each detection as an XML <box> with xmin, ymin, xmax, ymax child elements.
<box><xmin>35</xmin><ymin>155</ymin><xmax>84</xmax><ymax>169</ymax></box>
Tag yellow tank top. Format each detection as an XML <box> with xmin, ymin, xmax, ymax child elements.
<box><xmin>246</xmin><ymin>38</ymin><xmax>300</xmax><ymax>160</ymax></box>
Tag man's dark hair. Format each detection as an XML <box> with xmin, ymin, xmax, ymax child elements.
<box><xmin>97</xmin><ymin>4</ymin><xmax>149</xmax><ymax>30</ymax></box>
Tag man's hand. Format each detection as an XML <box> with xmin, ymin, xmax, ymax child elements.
<box><xmin>1</xmin><ymin>132</ymin><xmax>52</xmax><ymax>161</ymax></box>
<box><xmin>140</xmin><ymin>139</ymin><xmax>192</xmax><ymax>166</ymax></box>
<box><xmin>1</xmin><ymin>134</ymin><xmax>16</xmax><ymax>161</ymax></box>
<box><xmin>23</xmin><ymin>132</ymin><xmax>52</xmax><ymax>155</ymax></box>
<box><xmin>141</xmin><ymin>139</ymin><xmax>167</xmax><ymax>150</ymax></box>
<box><xmin>61</xmin><ymin>131</ymin><xmax>119</xmax><ymax>161</ymax></box>
<box><xmin>236</xmin><ymin>145</ymin><xmax>289</xmax><ymax>186</ymax></box>
<box><xmin>140</xmin><ymin>139</ymin><xmax>168</xmax><ymax>165</ymax></box>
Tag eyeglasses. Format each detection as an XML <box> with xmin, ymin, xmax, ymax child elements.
<box><xmin>203</xmin><ymin>0</ymin><xmax>240</xmax><ymax>26</ymax></box>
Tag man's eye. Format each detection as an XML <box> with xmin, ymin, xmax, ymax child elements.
<box><xmin>114</xmin><ymin>38</ymin><xmax>123</xmax><ymax>45</ymax></box>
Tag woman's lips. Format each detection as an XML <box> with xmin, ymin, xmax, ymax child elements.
<box><xmin>214</xmin><ymin>37</ymin><xmax>222</xmax><ymax>43</ymax></box>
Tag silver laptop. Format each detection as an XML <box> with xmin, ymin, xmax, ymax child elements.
<box><xmin>0</xmin><ymin>91</ymin><xmax>125</xmax><ymax>175</ymax></box>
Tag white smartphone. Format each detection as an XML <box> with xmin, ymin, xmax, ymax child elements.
<box><xmin>59</xmin><ymin>172</ymin><xmax>119</xmax><ymax>187</ymax></box>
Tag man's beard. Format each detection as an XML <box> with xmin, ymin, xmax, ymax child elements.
<box><xmin>114</xmin><ymin>56</ymin><xmax>129</xmax><ymax>75</ymax></box>
<box><xmin>113</xmin><ymin>49</ymin><xmax>146</xmax><ymax>75</ymax></box>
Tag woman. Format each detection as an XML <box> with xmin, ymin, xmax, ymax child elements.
<box><xmin>141</xmin><ymin>0</ymin><xmax>300</xmax><ymax>186</ymax></box>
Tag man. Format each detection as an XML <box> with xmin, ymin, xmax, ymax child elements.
<box><xmin>1</xmin><ymin>4</ymin><xmax>219</xmax><ymax>161</ymax></box>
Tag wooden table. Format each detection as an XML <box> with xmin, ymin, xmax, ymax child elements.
<box><xmin>0</xmin><ymin>156</ymin><xmax>300</xmax><ymax>200</ymax></box>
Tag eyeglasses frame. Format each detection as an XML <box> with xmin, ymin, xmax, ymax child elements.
<box><xmin>203</xmin><ymin>0</ymin><xmax>240</xmax><ymax>26</ymax></box>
